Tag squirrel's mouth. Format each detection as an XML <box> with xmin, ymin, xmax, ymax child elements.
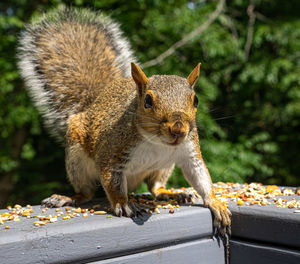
<box><xmin>169</xmin><ymin>140</ymin><xmax>180</xmax><ymax>146</ymax></box>
<box><xmin>165</xmin><ymin>134</ymin><xmax>187</xmax><ymax>146</ymax></box>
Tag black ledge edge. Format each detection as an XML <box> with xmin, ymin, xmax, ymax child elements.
<box><xmin>0</xmin><ymin>204</ymin><xmax>224</xmax><ymax>264</ymax></box>
<box><xmin>228</xmin><ymin>194</ymin><xmax>300</xmax><ymax>249</ymax></box>
<box><xmin>230</xmin><ymin>239</ymin><xmax>300</xmax><ymax>264</ymax></box>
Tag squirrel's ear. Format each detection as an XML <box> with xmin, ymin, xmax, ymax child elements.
<box><xmin>131</xmin><ymin>62</ymin><xmax>148</xmax><ymax>96</ymax></box>
<box><xmin>187</xmin><ymin>63</ymin><xmax>201</xmax><ymax>89</ymax></box>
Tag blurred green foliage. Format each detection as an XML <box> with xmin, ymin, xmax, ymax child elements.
<box><xmin>0</xmin><ymin>0</ymin><xmax>299</xmax><ymax>207</ymax></box>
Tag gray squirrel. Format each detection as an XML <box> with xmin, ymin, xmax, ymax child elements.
<box><xmin>17</xmin><ymin>7</ymin><xmax>231</xmax><ymax>234</ymax></box>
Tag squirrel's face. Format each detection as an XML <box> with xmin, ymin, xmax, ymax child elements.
<box><xmin>131</xmin><ymin>63</ymin><xmax>200</xmax><ymax>146</ymax></box>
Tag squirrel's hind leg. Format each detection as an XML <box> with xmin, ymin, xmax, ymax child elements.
<box><xmin>145</xmin><ymin>165</ymin><xmax>196</xmax><ymax>204</ymax></box>
<box><xmin>100</xmin><ymin>170</ymin><xmax>145</xmax><ymax>217</ymax></box>
<box><xmin>41</xmin><ymin>193</ymin><xmax>93</xmax><ymax>208</ymax></box>
<box><xmin>41</xmin><ymin>143</ymin><xmax>97</xmax><ymax>208</ymax></box>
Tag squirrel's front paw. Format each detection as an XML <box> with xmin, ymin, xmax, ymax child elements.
<box><xmin>114</xmin><ymin>202</ymin><xmax>145</xmax><ymax>217</ymax></box>
<box><xmin>205</xmin><ymin>198</ymin><xmax>231</xmax><ymax>236</ymax></box>
<box><xmin>41</xmin><ymin>194</ymin><xmax>74</xmax><ymax>208</ymax></box>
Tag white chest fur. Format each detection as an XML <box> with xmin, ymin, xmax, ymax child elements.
<box><xmin>123</xmin><ymin>137</ymin><xmax>212</xmax><ymax>199</ymax></box>
<box><xmin>123</xmin><ymin>140</ymin><xmax>180</xmax><ymax>177</ymax></box>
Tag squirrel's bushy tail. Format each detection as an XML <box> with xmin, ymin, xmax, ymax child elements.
<box><xmin>17</xmin><ymin>7</ymin><xmax>136</xmax><ymax>141</ymax></box>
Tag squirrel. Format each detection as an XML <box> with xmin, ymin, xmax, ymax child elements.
<box><xmin>18</xmin><ymin>7</ymin><xmax>230</xmax><ymax>234</ymax></box>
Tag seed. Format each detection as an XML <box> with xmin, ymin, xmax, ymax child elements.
<box><xmin>237</xmin><ymin>200</ymin><xmax>244</xmax><ymax>206</ymax></box>
<box><xmin>50</xmin><ymin>218</ymin><xmax>57</xmax><ymax>223</ymax></box>
<box><xmin>72</xmin><ymin>208</ymin><xmax>81</xmax><ymax>213</ymax></box>
<box><xmin>94</xmin><ymin>211</ymin><xmax>107</xmax><ymax>215</ymax></box>
<box><xmin>33</xmin><ymin>221</ymin><xmax>46</xmax><ymax>225</ymax></box>
<box><xmin>166</xmin><ymin>204</ymin><xmax>174</xmax><ymax>209</ymax></box>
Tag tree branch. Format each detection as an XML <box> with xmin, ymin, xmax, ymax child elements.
<box><xmin>255</xmin><ymin>11</ymin><xmax>271</xmax><ymax>23</ymax></box>
<box><xmin>141</xmin><ymin>0</ymin><xmax>226</xmax><ymax>68</ymax></box>
<box><xmin>244</xmin><ymin>2</ymin><xmax>256</xmax><ymax>61</ymax></box>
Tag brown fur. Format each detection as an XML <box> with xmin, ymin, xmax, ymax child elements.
<box><xmin>37</xmin><ymin>21</ymin><xmax>123</xmax><ymax>112</ymax></box>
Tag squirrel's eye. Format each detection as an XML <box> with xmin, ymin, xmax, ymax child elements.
<box><xmin>193</xmin><ymin>95</ymin><xmax>198</xmax><ymax>108</ymax></box>
<box><xmin>144</xmin><ymin>94</ymin><xmax>153</xmax><ymax>109</ymax></box>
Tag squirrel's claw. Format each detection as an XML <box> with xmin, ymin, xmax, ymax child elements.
<box><xmin>205</xmin><ymin>198</ymin><xmax>231</xmax><ymax>237</ymax></box>
<box><xmin>114</xmin><ymin>202</ymin><xmax>146</xmax><ymax>218</ymax></box>
<box><xmin>41</xmin><ymin>194</ymin><xmax>74</xmax><ymax>208</ymax></box>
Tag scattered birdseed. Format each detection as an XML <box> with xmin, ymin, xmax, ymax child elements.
<box><xmin>214</xmin><ymin>182</ymin><xmax>300</xmax><ymax>209</ymax></box>
<box><xmin>0</xmin><ymin>184</ymin><xmax>299</xmax><ymax>230</ymax></box>
<box><xmin>72</xmin><ymin>208</ymin><xmax>81</xmax><ymax>213</ymax></box>
<box><xmin>50</xmin><ymin>218</ymin><xmax>57</xmax><ymax>223</ymax></box>
<box><xmin>83</xmin><ymin>213</ymin><xmax>88</xmax><ymax>218</ymax></box>
<box><xmin>237</xmin><ymin>200</ymin><xmax>244</xmax><ymax>206</ymax></box>
<box><xmin>94</xmin><ymin>211</ymin><xmax>107</xmax><ymax>215</ymax></box>
<box><xmin>154</xmin><ymin>208</ymin><xmax>160</xmax><ymax>214</ymax></box>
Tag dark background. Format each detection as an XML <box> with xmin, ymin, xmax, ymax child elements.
<box><xmin>0</xmin><ymin>0</ymin><xmax>299</xmax><ymax>207</ymax></box>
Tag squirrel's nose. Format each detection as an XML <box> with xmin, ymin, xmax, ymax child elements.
<box><xmin>169</xmin><ymin>121</ymin><xmax>186</xmax><ymax>138</ymax></box>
